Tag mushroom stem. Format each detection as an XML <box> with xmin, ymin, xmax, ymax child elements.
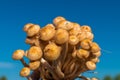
<box><xmin>20</xmin><ymin>58</ymin><xmax>29</xmax><ymax>67</ymax></box>
<box><xmin>41</xmin><ymin>58</ymin><xmax>60</xmax><ymax>80</ymax></box>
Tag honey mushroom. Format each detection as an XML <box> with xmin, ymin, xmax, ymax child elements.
<box><xmin>53</xmin><ymin>16</ymin><xmax>66</xmax><ymax>26</ymax></box>
<box><xmin>91</xmin><ymin>42</ymin><xmax>100</xmax><ymax>53</ymax></box>
<box><xmin>90</xmin><ymin>57</ymin><xmax>100</xmax><ymax>63</ymax></box>
<box><xmin>92</xmin><ymin>51</ymin><xmax>101</xmax><ymax>57</ymax></box>
<box><xmin>12</xmin><ymin>50</ymin><xmax>24</xmax><ymax>60</ymax></box>
<box><xmin>20</xmin><ymin>67</ymin><xmax>30</xmax><ymax>77</ymax></box>
<box><xmin>76</xmin><ymin>49</ymin><xmax>90</xmax><ymax>59</ymax></box>
<box><xmin>23</xmin><ymin>23</ymin><xmax>34</xmax><ymax>32</ymax></box>
<box><xmin>81</xmin><ymin>25</ymin><xmax>92</xmax><ymax>32</ymax></box>
<box><xmin>12</xmin><ymin>16</ymin><xmax>101</xmax><ymax>80</ymax></box>
<box><xmin>68</xmin><ymin>35</ymin><xmax>79</xmax><ymax>45</ymax></box>
<box><xmin>57</xmin><ymin>20</ymin><xmax>74</xmax><ymax>30</ymax></box>
<box><xmin>54</xmin><ymin>29</ymin><xmax>69</xmax><ymax>44</ymax></box>
<box><xmin>24</xmin><ymin>24</ymin><xmax>40</xmax><ymax>37</ymax></box>
<box><xmin>85</xmin><ymin>61</ymin><xmax>96</xmax><ymax>70</ymax></box>
<box><xmin>27</xmin><ymin>46</ymin><xmax>43</xmax><ymax>61</ymax></box>
<box><xmin>80</xmin><ymin>39</ymin><xmax>92</xmax><ymax>50</ymax></box>
<box><xmin>29</xmin><ymin>61</ymin><xmax>40</xmax><ymax>70</ymax></box>
<box><xmin>40</xmin><ymin>24</ymin><xmax>56</xmax><ymax>41</ymax></box>
<box><xmin>44</xmin><ymin>42</ymin><xmax>61</xmax><ymax>61</ymax></box>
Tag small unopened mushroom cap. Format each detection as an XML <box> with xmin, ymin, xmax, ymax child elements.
<box><xmin>40</xmin><ymin>24</ymin><xmax>56</xmax><ymax>41</ymax></box>
<box><xmin>44</xmin><ymin>42</ymin><xmax>61</xmax><ymax>61</ymax></box>
<box><xmin>76</xmin><ymin>49</ymin><xmax>89</xmax><ymax>59</ymax></box>
<box><xmin>81</xmin><ymin>25</ymin><xmax>91</xmax><ymax>32</ymax></box>
<box><xmin>68</xmin><ymin>35</ymin><xmax>79</xmax><ymax>45</ymax></box>
<box><xmin>57</xmin><ymin>20</ymin><xmax>73</xmax><ymax>30</ymax></box>
<box><xmin>86</xmin><ymin>61</ymin><xmax>96</xmax><ymax>70</ymax></box>
<box><xmin>55</xmin><ymin>29</ymin><xmax>69</xmax><ymax>44</ymax></box>
<box><xmin>91</xmin><ymin>42</ymin><xmax>100</xmax><ymax>53</ymax></box>
<box><xmin>27</xmin><ymin>24</ymin><xmax>40</xmax><ymax>37</ymax></box>
<box><xmin>27</xmin><ymin>46</ymin><xmax>42</xmax><ymax>61</ymax></box>
<box><xmin>12</xmin><ymin>50</ymin><xmax>24</xmax><ymax>60</ymax></box>
<box><xmin>80</xmin><ymin>39</ymin><xmax>92</xmax><ymax>50</ymax></box>
<box><xmin>85</xmin><ymin>32</ymin><xmax>94</xmax><ymax>40</ymax></box>
<box><xmin>23</xmin><ymin>23</ymin><xmax>34</xmax><ymax>32</ymax></box>
<box><xmin>20</xmin><ymin>67</ymin><xmax>30</xmax><ymax>77</ymax></box>
<box><xmin>29</xmin><ymin>61</ymin><xmax>40</xmax><ymax>70</ymax></box>
<box><xmin>53</xmin><ymin>16</ymin><xmax>66</xmax><ymax>26</ymax></box>
<box><xmin>92</xmin><ymin>51</ymin><xmax>101</xmax><ymax>57</ymax></box>
<box><xmin>91</xmin><ymin>57</ymin><xmax>99</xmax><ymax>63</ymax></box>
<box><xmin>77</xmin><ymin>32</ymin><xmax>86</xmax><ymax>41</ymax></box>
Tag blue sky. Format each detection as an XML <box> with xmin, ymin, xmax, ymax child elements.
<box><xmin>0</xmin><ymin>0</ymin><xmax>120</xmax><ymax>80</ymax></box>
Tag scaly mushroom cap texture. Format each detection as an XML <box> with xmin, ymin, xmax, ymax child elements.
<box><xmin>29</xmin><ymin>61</ymin><xmax>40</xmax><ymax>70</ymax></box>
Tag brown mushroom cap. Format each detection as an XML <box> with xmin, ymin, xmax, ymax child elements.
<box><xmin>77</xmin><ymin>32</ymin><xmax>86</xmax><ymax>42</ymax></box>
<box><xmin>40</xmin><ymin>24</ymin><xmax>56</xmax><ymax>41</ymax></box>
<box><xmin>57</xmin><ymin>20</ymin><xmax>73</xmax><ymax>30</ymax></box>
<box><xmin>92</xmin><ymin>51</ymin><xmax>101</xmax><ymax>57</ymax></box>
<box><xmin>54</xmin><ymin>29</ymin><xmax>69</xmax><ymax>44</ymax></box>
<box><xmin>81</xmin><ymin>25</ymin><xmax>91</xmax><ymax>32</ymax></box>
<box><xmin>20</xmin><ymin>67</ymin><xmax>30</xmax><ymax>77</ymax></box>
<box><xmin>80</xmin><ymin>39</ymin><xmax>92</xmax><ymax>50</ymax></box>
<box><xmin>91</xmin><ymin>57</ymin><xmax>99</xmax><ymax>63</ymax></box>
<box><xmin>27</xmin><ymin>46</ymin><xmax>42</xmax><ymax>61</ymax></box>
<box><xmin>85</xmin><ymin>32</ymin><xmax>94</xmax><ymax>40</ymax></box>
<box><xmin>27</xmin><ymin>24</ymin><xmax>40</xmax><ymax>37</ymax></box>
<box><xmin>91</xmin><ymin>42</ymin><xmax>100</xmax><ymax>53</ymax></box>
<box><xmin>29</xmin><ymin>61</ymin><xmax>40</xmax><ymax>70</ymax></box>
<box><xmin>76</xmin><ymin>49</ymin><xmax>89</xmax><ymax>59</ymax></box>
<box><xmin>12</xmin><ymin>50</ymin><xmax>24</xmax><ymax>60</ymax></box>
<box><xmin>23</xmin><ymin>23</ymin><xmax>34</xmax><ymax>32</ymax></box>
<box><xmin>44</xmin><ymin>42</ymin><xmax>61</xmax><ymax>61</ymax></box>
<box><xmin>68</xmin><ymin>35</ymin><xmax>79</xmax><ymax>45</ymax></box>
<box><xmin>86</xmin><ymin>61</ymin><xmax>96</xmax><ymax>70</ymax></box>
<box><xmin>72</xmin><ymin>23</ymin><xmax>81</xmax><ymax>31</ymax></box>
<box><xmin>53</xmin><ymin>16</ymin><xmax>66</xmax><ymax>26</ymax></box>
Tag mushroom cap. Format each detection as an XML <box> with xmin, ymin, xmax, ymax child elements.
<box><xmin>23</xmin><ymin>23</ymin><xmax>34</xmax><ymax>32</ymax></box>
<box><xmin>85</xmin><ymin>32</ymin><xmax>94</xmax><ymax>40</ymax></box>
<box><xmin>29</xmin><ymin>61</ymin><xmax>40</xmax><ymax>70</ymax></box>
<box><xmin>80</xmin><ymin>39</ymin><xmax>92</xmax><ymax>50</ymax></box>
<box><xmin>57</xmin><ymin>20</ymin><xmax>73</xmax><ymax>30</ymax></box>
<box><xmin>86</xmin><ymin>61</ymin><xmax>96</xmax><ymax>70</ymax></box>
<box><xmin>40</xmin><ymin>24</ymin><xmax>56</xmax><ymax>41</ymax></box>
<box><xmin>12</xmin><ymin>50</ymin><xmax>24</xmax><ymax>60</ymax></box>
<box><xmin>44</xmin><ymin>42</ymin><xmax>61</xmax><ymax>61</ymax></box>
<box><xmin>53</xmin><ymin>16</ymin><xmax>66</xmax><ymax>26</ymax></box>
<box><xmin>77</xmin><ymin>32</ymin><xmax>86</xmax><ymax>42</ymax></box>
<box><xmin>72</xmin><ymin>23</ymin><xmax>81</xmax><ymax>31</ymax></box>
<box><xmin>68</xmin><ymin>35</ymin><xmax>79</xmax><ymax>45</ymax></box>
<box><xmin>91</xmin><ymin>42</ymin><xmax>100</xmax><ymax>53</ymax></box>
<box><xmin>54</xmin><ymin>29</ymin><xmax>69</xmax><ymax>44</ymax></box>
<box><xmin>69</xmin><ymin>29</ymin><xmax>79</xmax><ymax>36</ymax></box>
<box><xmin>27</xmin><ymin>46</ymin><xmax>42</xmax><ymax>61</ymax></box>
<box><xmin>81</xmin><ymin>25</ymin><xmax>91</xmax><ymax>32</ymax></box>
<box><xmin>91</xmin><ymin>57</ymin><xmax>99</xmax><ymax>63</ymax></box>
<box><xmin>76</xmin><ymin>49</ymin><xmax>89</xmax><ymax>59</ymax></box>
<box><xmin>20</xmin><ymin>67</ymin><xmax>30</xmax><ymax>77</ymax></box>
<box><xmin>92</xmin><ymin>51</ymin><xmax>101</xmax><ymax>57</ymax></box>
<box><xmin>27</xmin><ymin>24</ymin><xmax>40</xmax><ymax>37</ymax></box>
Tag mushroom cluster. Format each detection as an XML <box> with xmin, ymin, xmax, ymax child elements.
<box><xmin>12</xmin><ymin>16</ymin><xmax>101</xmax><ymax>80</ymax></box>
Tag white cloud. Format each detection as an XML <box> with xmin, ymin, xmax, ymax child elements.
<box><xmin>0</xmin><ymin>62</ymin><xmax>14</xmax><ymax>69</ymax></box>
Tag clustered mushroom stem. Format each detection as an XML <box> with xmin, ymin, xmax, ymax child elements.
<box><xmin>41</xmin><ymin>58</ymin><xmax>60</xmax><ymax>80</ymax></box>
<box><xmin>20</xmin><ymin>58</ymin><xmax>29</xmax><ymax>67</ymax></box>
<box><xmin>12</xmin><ymin>16</ymin><xmax>101</xmax><ymax>80</ymax></box>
